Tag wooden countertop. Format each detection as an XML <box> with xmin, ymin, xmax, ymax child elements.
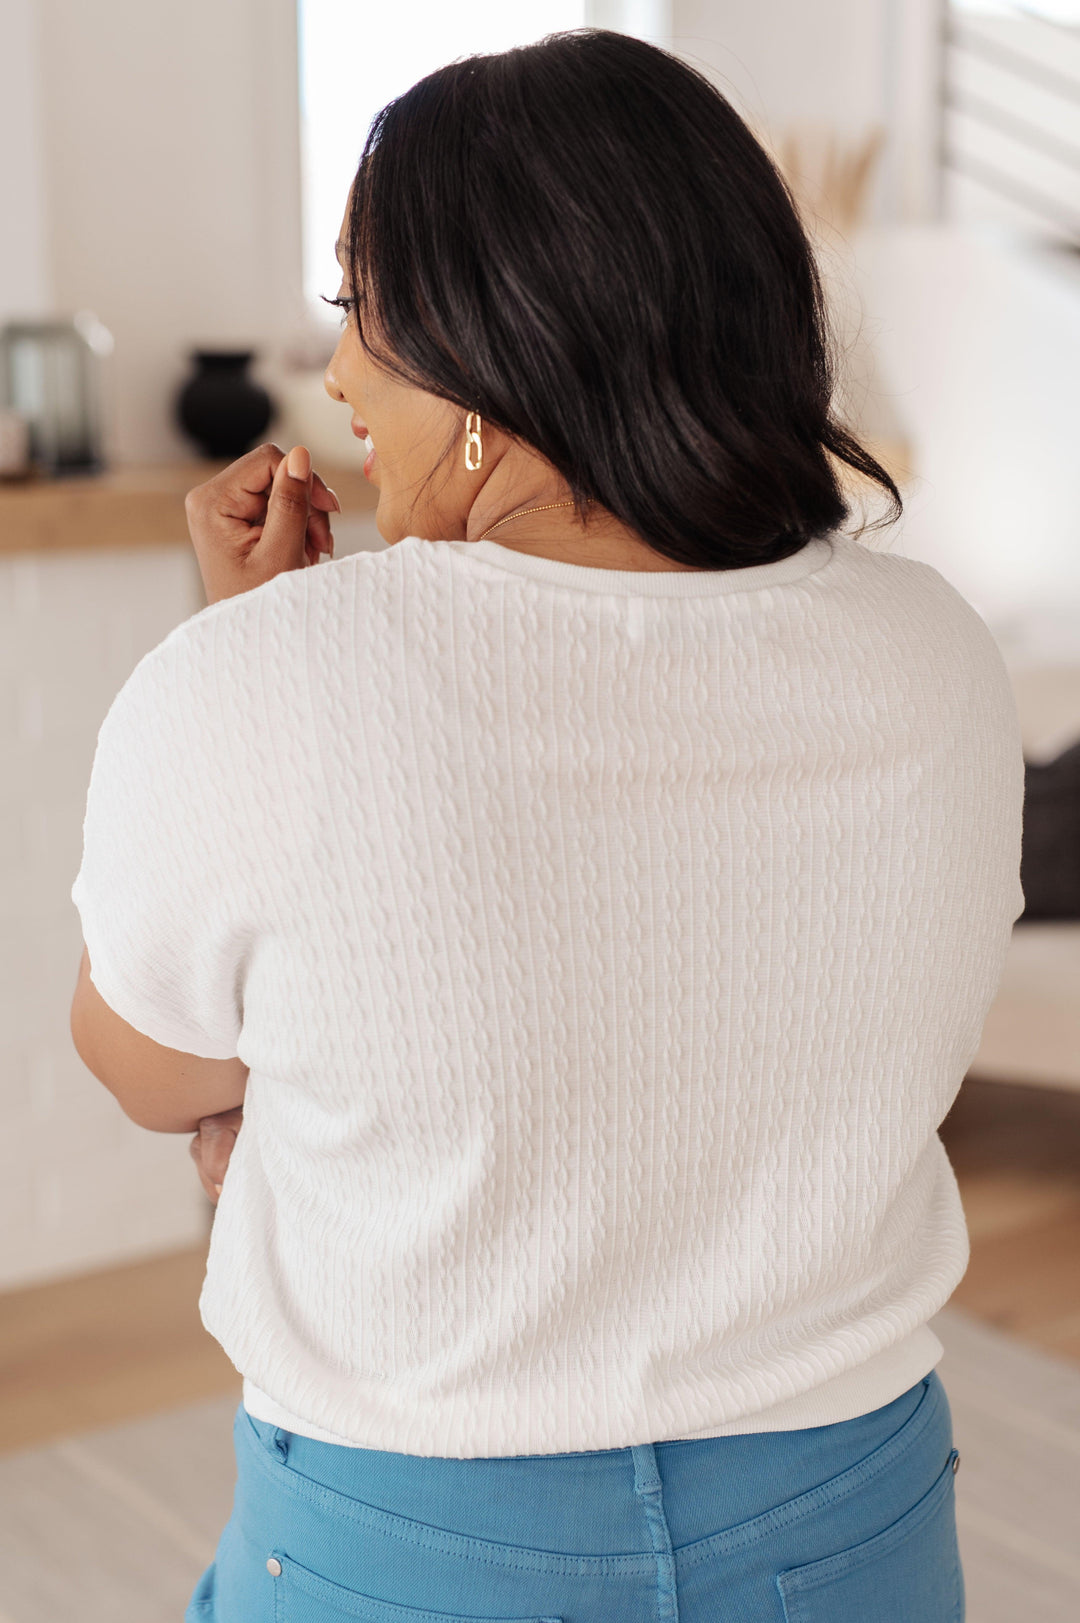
<box><xmin>0</xmin><ymin>460</ymin><xmax>379</xmax><ymax>556</ymax></box>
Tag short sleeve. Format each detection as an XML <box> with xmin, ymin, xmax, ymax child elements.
<box><xmin>70</xmin><ymin>624</ymin><xmax>252</xmax><ymax>1060</ymax></box>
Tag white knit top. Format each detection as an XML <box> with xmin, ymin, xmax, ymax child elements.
<box><xmin>71</xmin><ymin>532</ymin><xmax>1025</xmax><ymax>1458</ymax></box>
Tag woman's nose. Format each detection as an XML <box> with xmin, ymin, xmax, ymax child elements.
<box><xmin>324</xmin><ymin>360</ymin><xmax>346</xmax><ymax>403</ymax></box>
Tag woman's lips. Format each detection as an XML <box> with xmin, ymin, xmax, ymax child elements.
<box><xmin>351</xmin><ymin>420</ymin><xmax>376</xmax><ymax>479</ymax></box>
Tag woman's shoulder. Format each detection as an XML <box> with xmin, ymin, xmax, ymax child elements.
<box><xmin>144</xmin><ymin>543</ymin><xmax>409</xmax><ymax>675</ymax></box>
<box><xmin>831</xmin><ymin>533</ymin><xmax>1003</xmax><ymax>642</ymax></box>
<box><xmin>828</xmin><ymin>534</ymin><xmax>1016</xmax><ymax>725</ymax></box>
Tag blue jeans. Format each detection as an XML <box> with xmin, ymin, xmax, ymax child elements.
<box><xmin>186</xmin><ymin>1369</ymin><xmax>963</xmax><ymax>1622</ymax></box>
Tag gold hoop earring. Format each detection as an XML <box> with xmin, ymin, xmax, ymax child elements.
<box><xmin>465</xmin><ymin>412</ymin><xmax>483</xmax><ymax>472</ymax></box>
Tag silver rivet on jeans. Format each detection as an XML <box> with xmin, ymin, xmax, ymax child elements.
<box><xmin>267</xmin><ymin>1557</ymin><xmax>283</xmax><ymax>1576</ymax></box>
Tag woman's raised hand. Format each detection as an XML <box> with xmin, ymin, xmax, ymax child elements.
<box><xmin>185</xmin><ymin>443</ymin><xmax>341</xmax><ymax>606</ymax></box>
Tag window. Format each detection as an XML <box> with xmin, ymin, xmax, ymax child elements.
<box><xmin>297</xmin><ymin>0</ymin><xmax>587</xmax><ymax>310</ymax></box>
<box><xmin>942</xmin><ymin>1</ymin><xmax>1080</xmax><ymax>243</ymax></box>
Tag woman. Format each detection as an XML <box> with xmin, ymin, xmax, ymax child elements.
<box><xmin>70</xmin><ymin>28</ymin><xmax>1023</xmax><ymax>1623</ymax></box>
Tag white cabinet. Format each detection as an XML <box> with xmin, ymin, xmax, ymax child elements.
<box><xmin>0</xmin><ymin>543</ymin><xmax>211</xmax><ymax>1291</ymax></box>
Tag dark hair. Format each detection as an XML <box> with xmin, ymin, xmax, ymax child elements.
<box><xmin>345</xmin><ymin>28</ymin><xmax>901</xmax><ymax>569</ymax></box>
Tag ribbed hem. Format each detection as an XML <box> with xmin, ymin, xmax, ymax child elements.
<box><xmin>241</xmin><ymin>1325</ymin><xmax>943</xmax><ymax>1454</ymax></box>
<box><xmin>243</xmin><ymin>1378</ymin><xmax>378</xmax><ymax>1449</ymax></box>
<box><xmin>443</xmin><ymin>534</ymin><xmax>836</xmax><ymax>597</ymax></box>
<box><xmin>666</xmin><ymin>1325</ymin><xmax>943</xmax><ymax>1439</ymax></box>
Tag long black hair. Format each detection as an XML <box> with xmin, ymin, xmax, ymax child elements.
<box><xmin>344</xmin><ymin>28</ymin><xmax>901</xmax><ymax>569</ymax></box>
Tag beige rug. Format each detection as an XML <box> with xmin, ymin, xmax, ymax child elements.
<box><xmin>0</xmin><ymin>1307</ymin><xmax>1076</xmax><ymax>1622</ymax></box>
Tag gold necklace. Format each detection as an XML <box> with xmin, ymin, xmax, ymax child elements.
<box><xmin>478</xmin><ymin>500</ymin><xmax>591</xmax><ymax>542</ymax></box>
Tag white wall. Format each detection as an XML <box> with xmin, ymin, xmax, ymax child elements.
<box><xmin>671</xmin><ymin>0</ymin><xmax>942</xmax><ymax>222</ymax></box>
<box><xmin>852</xmin><ymin>225</ymin><xmax>1080</xmax><ymax>646</ymax></box>
<box><xmin>0</xmin><ymin>0</ymin><xmax>52</xmax><ymax>316</ymax></box>
<box><xmin>587</xmin><ymin>0</ymin><xmax>672</xmax><ymax>36</ymax></box>
<box><xmin>4</xmin><ymin>0</ymin><xmax>307</xmax><ymax>465</ymax></box>
<box><xmin>674</xmin><ymin>0</ymin><xmax>888</xmax><ymax>136</ymax></box>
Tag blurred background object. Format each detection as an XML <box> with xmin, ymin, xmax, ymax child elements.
<box><xmin>0</xmin><ymin>314</ymin><xmax>112</xmax><ymax>476</ymax></box>
<box><xmin>0</xmin><ymin>409</ymin><xmax>32</xmax><ymax>480</ymax></box>
<box><xmin>943</xmin><ymin>0</ymin><xmax>1080</xmax><ymax>242</ymax></box>
<box><xmin>767</xmin><ymin>123</ymin><xmax>914</xmax><ymax>490</ymax></box>
<box><xmin>1</xmin><ymin>2</ymin><xmax>1079</xmax><ymax>1618</ymax></box>
<box><xmin>174</xmin><ymin>351</ymin><xmax>274</xmax><ymax>459</ymax></box>
<box><xmin>1019</xmin><ymin>741</ymin><xmax>1080</xmax><ymax>921</ymax></box>
<box><xmin>775</xmin><ymin>122</ymin><xmax>888</xmax><ymax>236</ymax></box>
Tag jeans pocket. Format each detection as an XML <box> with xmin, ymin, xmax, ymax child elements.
<box><xmin>777</xmin><ymin>1448</ymin><xmax>963</xmax><ymax>1623</ymax></box>
<box><xmin>268</xmin><ymin>1552</ymin><xmax>563</xmax><ymax>1623</ymax></box>
<box><xmin>244</xmin><ymin>1408</ymin><xmax>291</xmax><ymax>1463</ymax></box>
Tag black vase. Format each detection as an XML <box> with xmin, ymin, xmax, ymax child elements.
<box><xmin>176</xmin><ymin>351</ymin><xmax>274</xmax><ymax>458</ymax></box>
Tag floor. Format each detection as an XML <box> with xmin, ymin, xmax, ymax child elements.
<box><xmin>939</xmin><ymin>1075</ymin><xmax>1080</xmax><ymax>1363</ymax></box>
<box><xmin>0</xmin><ymin>1232</ymin><xmax>238</xmax><ymax>1457</ymax></box>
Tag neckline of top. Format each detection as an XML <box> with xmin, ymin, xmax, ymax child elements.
<box><xmin>445</xmin><ymin>535</ymin><xmax>837</xmax><ymax>597</ymax></box>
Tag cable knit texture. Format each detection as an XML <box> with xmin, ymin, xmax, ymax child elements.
<box><xmin>70</xmin><ymin>532</ymin><xmax>1026</xmax><ymax>1457</ymax></box>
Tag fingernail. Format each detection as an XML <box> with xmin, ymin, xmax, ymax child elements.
<box><xmin>287</xmin><ymin>445</ymin><xmax>311</xmax><ymax>481</ymax></box>
<box><xmin>327</xmin><ymin>488</ymin><xmax>342</xmax><ymax>513</ymax></box>
<box><xmin>214</xmin><ymin>1183</ymin><xmax>223</xmax><ymax>1196</ymax></box>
